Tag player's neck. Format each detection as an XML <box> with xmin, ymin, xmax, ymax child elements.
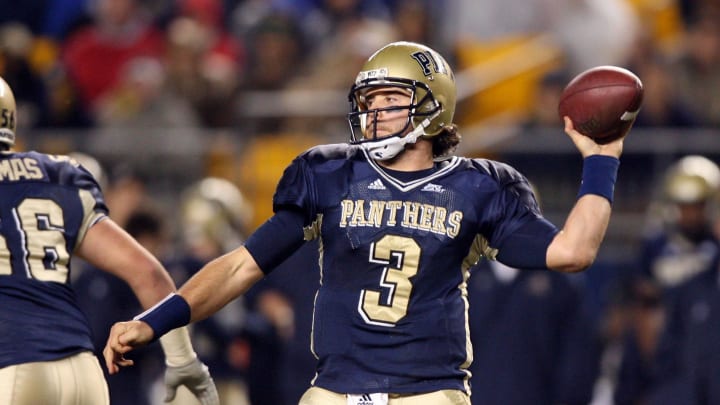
<box><xmin>376</xmin><ymin>139</ymin><xmax>434</xmax><ymax>172</ymax></box>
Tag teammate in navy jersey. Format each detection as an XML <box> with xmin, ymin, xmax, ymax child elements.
<box><xmin>105</xmin><ymin>41</ymin><xmax>627</xmax><ymax>405</ymax></box>
<box><xmin>0</xmin><ymin>76</ymin><xmax>219</xmax><ymax>405</ymax></box>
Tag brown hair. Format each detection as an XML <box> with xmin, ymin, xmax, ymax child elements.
<box><xmin>431</xmin><ymin>124</ymin><xmax>461</xmax><ymax>158</ymax></box>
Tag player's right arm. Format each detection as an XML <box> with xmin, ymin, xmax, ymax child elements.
<box><xmin>545</xmin><ymin>117</ymin><xmax>623</xmax><ymax>273</ymax></box>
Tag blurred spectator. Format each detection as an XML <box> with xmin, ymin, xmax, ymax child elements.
<box><xmin>678</xmin><ymin>0</ymin><xmax>720</xmax><ymax>28</ymax></box>
<box><xmin>163</xmin><ymin>16</ymin><xmax>240</xmax><ymax>128</ymax></box>
<box><xmin>229</xmin><ymin>0</ymin><xmax>310</xmax><ymax>41</ymax></box>
<box><xmin>668</xmin><ymin>10</ymin><xmax>720</xmax><ymax>127</ymax></box>
<box><xmin>631</xmin><ymin>57</ymin><xmax>698</xmax><ymax>128</ymax></box>
<box><xmin>392</xmin><ymin>0</ymin><xmax>432</xmax><ymax>46</ymax></box>
<box><xmin>0</xmin><ymin>23</ymin><xmax>52</xmax><ymax>129</ymax></box>
<box><xmin>0</xmin><ymin>0</ymin><xmax>48</xmax><ymax>34</ymax></box>
<box><xmin>626</xmin><ymin>31</ymin><xmax>699</xmax><ymax>128</ymax></box>
<box><xmin>282</xmin><ymin>17</ymin><xmax>398</xmax><ymax>135</ymax></box>
<box><xmin>41</xmin><ymin>0</ymin><xmax>92</xmax><ymax>40</ymax></box>
<box><xmin>299</xmin><ymin>0</ymin><xmax>392</xmax><ymax>47</ymax></box>
<box><xmin>240</xmin><ymin>13</ymin><xmax>304</xmax><ymax>92</ymax></box>
<box><xmin>62</xmin><ymin>0</ymin><xmax>165</xmax><ymax>110</ymax></box>
<box><xmin>102</xmin><ymin>165</ymin><xmax>150</xmax><ymax>228</ymax></box>
<box><xmin>521</xmin><ymin>69</ymin><xmax>569</xmax><ymax>129</ymax></box>
<box><xmin>236</xmin><ymin>13</ymin><xmax>306</xmax><ymax>133</ymax></box>
<box><xmin>95</xmin><ymin>56</ymin><xmax>200</xmax><ymax>128</ymax></box>
<box><xmin>169</xmin><ymin>0</ymin><xmax>244</xmax><ymax>127</ymax></box>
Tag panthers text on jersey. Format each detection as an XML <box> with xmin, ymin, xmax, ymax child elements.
<box><xmin>0</xmin><ymin>151</ymin><xmax>107</xmax><ymax>368</ymax></box>
<box><xmin>266</xmin><ymin>143</ymin><xmax>551</xmax><ymax>394</ymax></box>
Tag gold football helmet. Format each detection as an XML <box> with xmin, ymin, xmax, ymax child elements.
<box><xmin>663</xmin><ymin>155</ymin><xmax>720</xmax><ymax>204</ymax></box>
<box><xmin>180</xmin><ymin>177</ymin><xmax>253</xmax><ymax>255</ymax></box>
<box><xmin>348</xmin><ymin>41</ymin><xmax>456</xmax><ymax>160</ymax></box>
<box><xmin>0</xmin><ymin>76</ymin><xmax>17</xmax><ymax>148</ymax></box>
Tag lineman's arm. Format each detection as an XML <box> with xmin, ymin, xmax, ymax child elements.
<box><xmin>76</xmin><ymin>217</ymin><xmax>177</xmax><ymax>307</ymax></box>
<box><xmin>546</xmin><ymin>117</ymin><xmax>624</xmax><ymax>273</ymax></box>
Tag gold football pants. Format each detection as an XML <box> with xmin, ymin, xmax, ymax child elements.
<box><xmin>299</xmin><ymin>386</ymin><xmax>470</xmax><ymax>405</ymax></box>
<box><xmin>0</xmin><ymin>351</ymin><xmax>109</xmax><ymax>405</ymax></box>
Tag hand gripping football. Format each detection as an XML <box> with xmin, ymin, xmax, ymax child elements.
<box><xmin>558</xmin><ymin>66</ymin><xmax>643</xmax><ymax>144</ymax></box>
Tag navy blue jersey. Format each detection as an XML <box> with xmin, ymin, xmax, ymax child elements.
<box><xmin>270</xmin><ymin>144</ymin><xmax>553</xmax><ymax>394</ymax></box>
<box><xmin>0</xmin><ymin>151</ymin><xmax>107</xmax><ymax>368</ymax></box>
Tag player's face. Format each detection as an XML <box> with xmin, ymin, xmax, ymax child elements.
<box><xmin>362</xmin><ymin>87</ymin><xmax>412</xmax><ymax>139</ymax></box>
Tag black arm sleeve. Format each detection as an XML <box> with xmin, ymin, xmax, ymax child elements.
<box><xmin>244</xmin><ymin>209</ymin><xmax>306</xmax><ymax>274</ymax></box>
<box><xmin>495</xmin><ymin>217</ymin><xmax>558</xmax><ymax>269</ymax></box>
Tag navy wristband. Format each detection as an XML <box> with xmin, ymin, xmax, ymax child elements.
<box><xmin>134</xmin><ymin>293</ymin><xmax>191</xmax><ymax>342</ymax></box>
<box><xmin>577</xmin><ymin>155</ymin><xmax>620</xmax><ymax>203</ymax></box>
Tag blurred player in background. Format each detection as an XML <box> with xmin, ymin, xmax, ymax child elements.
<box><xmin>104</xmin><ymin>41</ymin><xmax>626</xmax><ymax>405</ymax></box>
<box><xmin>0</xmin><ymin>76</ymin><xmax>219</xmax><ymax>405</ymax></box>
<box><xmin>614</xmin><ymin>154</ymin><xmax>720</xmax><ymax>404</ymax></box>
<box><xmin>172</xmin><ymin>177</ymin><xmax>294</xmax><ymax>405</ymax></box>
<box><xmin>638</xmin><ymin>155</ymin><xmax>720</xmax><ymax>290</ymax></box>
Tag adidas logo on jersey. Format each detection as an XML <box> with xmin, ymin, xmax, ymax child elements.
<box><xmin>421</xmin><ymin>183</ymin><xmax>444</xmax><ymax>192</ymax></box>
<box><xmin>368</xmin><ymin>179</ymin><xmax>386</xmax><ymax>190</ymax></box>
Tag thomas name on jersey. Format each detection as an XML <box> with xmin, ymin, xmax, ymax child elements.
<box><xmin>339</xmin><ymin>199</ymin><xmax>463</xmax><ymax>238</ymax></box>
<box><xmin>0</xmin><ymin>157</ymin><xmax>43</xmax><ymax>181</ymax></box>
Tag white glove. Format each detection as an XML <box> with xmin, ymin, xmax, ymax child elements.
<box><xmin>164</xmin><ymin>357</ymin><xmax>220</xmax><ymax>405</ymax></box>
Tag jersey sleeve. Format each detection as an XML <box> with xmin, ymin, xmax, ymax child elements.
<box><xmin>477</xmin><ymin>161</ymin><xmax>559</xmax><ymax>268</ymax></box>
<box><xmin>59</xmin><ymin>159</ymin><xmax>109</xmax><ymax>246</ymax></box>
<box><xmin>272</xmin><ymin>155</ymin><xmax>317</xmax><ymax>225</ymax></box>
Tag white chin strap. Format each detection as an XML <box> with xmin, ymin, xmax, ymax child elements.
<box><xmin>361</xmin><ymin>112</ymin><xmax>439</xmax><ymax>161</ymax></box>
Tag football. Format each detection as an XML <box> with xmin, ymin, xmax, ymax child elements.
<box><xmin>558</xmin><ymin>65</ymin><xmax>643</xmax><ymax>144</ymax></box>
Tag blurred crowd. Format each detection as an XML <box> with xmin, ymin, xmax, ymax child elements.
<box><xmin>3</xmin><ymin>0</ymin><xmax>720</xmax><ymax>404</ymax></box>
<box><xmin>0</xmin><ymin>0</ymin><xmax>719</xmax><ymax>138</ymax></box>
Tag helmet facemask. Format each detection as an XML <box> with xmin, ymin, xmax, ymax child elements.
<box><xmin>346</xmin><ymin>42</ymin><xmax>455</xmax><ymax>161</ymax></box>
<box><xmin>348</xmin><ymin>78</ymin><xmax>441</xmax><ymax>161</ymax></box>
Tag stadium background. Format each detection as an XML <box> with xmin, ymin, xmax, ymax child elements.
<box><xmin>2</xmin><ymin>0</ymin><xmax>719</xmax><ymax>404</ymax></box>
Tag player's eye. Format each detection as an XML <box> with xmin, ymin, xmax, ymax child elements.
<box><xmin>385</xmin><ymin>95</ymin><xmax>399</xmax><ymax>104</ymax></box>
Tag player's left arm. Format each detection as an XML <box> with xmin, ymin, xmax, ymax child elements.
<box><xmin>104</xmin><ymin>209</ymin><xmax>305</xmax><ymax>370</ymax></box>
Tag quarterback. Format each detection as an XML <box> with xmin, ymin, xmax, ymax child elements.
<box><xmin>105</xmin><ymin>41</ymin><xmax>624</xmax><ymax>405</ymax></box>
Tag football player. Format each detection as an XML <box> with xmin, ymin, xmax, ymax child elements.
<box><xmin>104</xmin><ymin>41</ymin><xmax>625</xmax><ymax>405</ymax></box>
<box><xmin>639</xmin><ymin>155</ymin><xmax>720</xmax><ymax>289</ymax></box>
<box><xmin>0</xmin><ymin>76</ymin><xmax>219</xmax><ymax>405</ymax></box>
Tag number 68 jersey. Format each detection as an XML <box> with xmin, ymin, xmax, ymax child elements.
<box><xmin>0</xmin><ymin>151</ymin><xmax>107</xmax><ymax>368</ymax></box>
<box><xmin>271</xmin><ymin>144</ymin><xmax>548</xmax><ymax>394</ymax></box>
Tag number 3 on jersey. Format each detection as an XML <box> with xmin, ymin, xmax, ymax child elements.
<box><xmin>0</xmin><ymin>198</ymin><xmax>70</xmax><ymax>283</ymax></box>
<box><xmin>359</xmin><ymin>235</ymin><xmax>420</xmax><ymax>327</ymax></box>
